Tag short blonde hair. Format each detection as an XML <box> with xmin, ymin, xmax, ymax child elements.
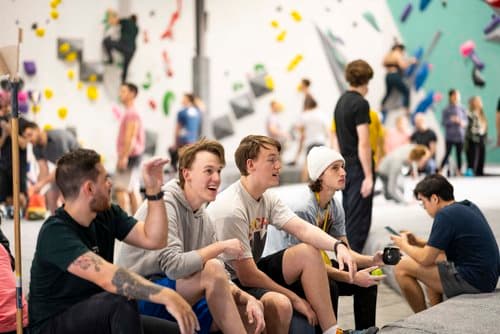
<box><xmin>408</xmin><ymin>145</ymin><xmax>428</xmax><ymax>162</ymax></box>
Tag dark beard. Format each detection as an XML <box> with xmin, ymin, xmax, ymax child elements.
<box><xmin>90</xmin><ymin>195</ymin><xmax>111</xmax><ymax>212</ymax></box>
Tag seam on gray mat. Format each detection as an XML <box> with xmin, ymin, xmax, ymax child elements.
<box><xmin>382</xmin><ymin>324</ymin><xmax>438</xmax><ymax>333</ymax></box>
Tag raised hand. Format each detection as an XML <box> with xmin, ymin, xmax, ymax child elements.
<box><xmin>142</xmin><ymin>157</ymin><xmax>170</xmax><ymax>193</ymax></box>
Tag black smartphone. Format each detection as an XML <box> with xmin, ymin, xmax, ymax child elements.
<box><xmin>385</xmin><ymin>226</ymin><xmax>400</xmax><ymax>236</ymax></box>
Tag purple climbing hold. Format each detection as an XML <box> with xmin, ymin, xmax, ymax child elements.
<box><xmin>401</xmin><ymin>3</ymin><xmax>413</xmax><ymax>22</ymax></box>
<box><xmin>484</xmin><ymin>15</ymin><xmax>500</xmax><ymax>34</ymax></box>
<box><xmin>23</xmin><ymin>61</ymin><xmax>36</xmax><ymax>76</ymax></box>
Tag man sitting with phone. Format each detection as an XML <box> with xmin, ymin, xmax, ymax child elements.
<box><xmin>391</xmin><ymin>174</ymin><xmax>499</xmax><ymax>313</ymax></box>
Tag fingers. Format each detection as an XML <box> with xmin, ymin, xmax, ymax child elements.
<box><xmin>364</xmin><ymin>265</ymin><xmax>379</xmax><ymax>273</ymax></box>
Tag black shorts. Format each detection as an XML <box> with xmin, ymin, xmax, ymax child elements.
<box><xmin>0</xmin><ymin>168</ymin><xmax>27</xmax><ymax>202</ymax></box>
<box><xmin>231</xmin><ymin>250</ymin><xmax>290</xmax><ymax>300</ymax></box>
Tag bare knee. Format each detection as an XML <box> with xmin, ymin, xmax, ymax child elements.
<box><xmin>261</xmin><ymin>292</ymin><xmax>293</xmax><ymax>322</ymax></box>
<box><xmin>394</xmin><ymin>257</ymin><xmax>416</xmax><ymax>280</ymax></box>
<box><xmin>200</xmin><ymin>259</ymin><xmax>227</xmax><ymax>287</ymax></box>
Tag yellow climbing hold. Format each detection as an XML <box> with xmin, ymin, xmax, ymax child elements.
<box><xmin>287</xmin><ymin>54</ymin><xmax>303</xmax><ymax>71</ymax></box>
<box><xmin>67</xmin><ymin>69</ymin><xmax>75</xmax><ymax>80</ymax></box>
<box><xmin>35</xmin><ymin>27</ymin><xmax>45</xmax><ymax>37</ymax></box>
<box><xmin>57</xmin><ymin>107</ymin><xmax>68</xmax><ymax>120</ymax></box>
<box><xmin>291</xmin><ymin>10</ymin><xmax>302</xmax><ymax>22</ymax></box>
<box><xmin>59</xmin><ymin>42</ymin><xmax>70</xmax><ymax>54</ymax></box>
<box><xmin>276</xmin><ymin>30</ymin><xmax>286</xmax><ymax>42</ymax></box>
<box><xmin>270</xmin><ymin>20</ymin><xmax>279</xmax><ymax>28</ymax></box>
<box><xmin>44</xmin><ymin>88</ymin><xmax>53</xmax><ymax>99</ymax></box>
<box><xmin>77</xmin><ymin>81</ymin><xmax>83</xmax><ymax>90</ymax></box>
<box><xmin>89</xmin><ymin>74</ymin><xmax>97</xmax><ymax>83</ymax></box>
<box><xmin>50</xmin><ymin>10</ymin><xmax>59</xmax><ymax>20</ymax></box>
<box><xmin>65</xmin><ymin>52</ymin><xmax>77</xmax><ymax>62</ymax></box>
<box><xmin>32</xmin><ymin>105</ymin><xmax>41</xmax><ymax>114</ymax></box>
<box><xmin>43</xmin><ymin>124</ymin><xmax>53</xmax><ymax>131</ymax></box>
<box><xmin>264</xmin><ymin>75</ymin><xmax>275</xmax><ymax>90</ymax></box>
<box><xmin>87</xmin><ymin>85</ymin><xmax>99</xmax><ymax>101</ymax></box>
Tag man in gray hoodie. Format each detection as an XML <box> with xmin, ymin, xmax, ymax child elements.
<box><xmin>118</xmin><ymin>139</ymin><xmax>265</xmax><ymax>334</ymax></box>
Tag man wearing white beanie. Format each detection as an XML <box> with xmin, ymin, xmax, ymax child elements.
<box><xmin>282</xmin><ymin>146</ymin><xmax>385</xmax><ymax>331</ymax></box>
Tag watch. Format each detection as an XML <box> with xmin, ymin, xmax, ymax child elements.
<box><xmin>144</xmin><ymin>191</ymin><xmax>164</xmax><ymax>201</ymax></box>
<box><xmin>333</xmin><ymin>240</ymin><xmax>348</xmax><ymax>254</ymax></box>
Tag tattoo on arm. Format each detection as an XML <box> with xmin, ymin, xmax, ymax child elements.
<box><xmin>72</xmin><ymin>252</ymin><xmax>104</xmax><ymax>272</ymax></box>
<box><xmin>111</xmin><ymin>268</ymin><xmax>163</xmax><ymax>301</ymax></box>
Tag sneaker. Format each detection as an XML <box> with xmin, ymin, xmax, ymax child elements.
<box><xmin>339</xmin><ymin>326</ymin><xmax>379</xmax><ymax>334</ymax></box>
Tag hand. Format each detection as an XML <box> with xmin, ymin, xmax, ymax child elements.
<box><xmin>372</xmin><ymin>250</ymin><xmax>384</xmax><ymax>267</ymax></box>
<box><xmin>291</xmin><ymin>296</ymin><xmax>318</xmax><ymax>326</ymax></box>
<box><xmin>222</xmin><ymin>239</ymin><xmax>245</xmax><ymax>259</ymax></box>
<box><xmin>390</xmin><ymin>232</ymin><xmax>410</xmax><ymax>248</ymax></box>
<box><xmin>0</xmin><ymin>120</ymin><xmax>11</xmax><ymax>135</ymax></box>
<box><xmin>354</xmin><ymin>266</ymin><xmax>386</xmax><ymax>288</ymax></box>
<box><xmin>360</xmin><ymin>176</ymin><xmax>373</xmax><ymax>198</ymax></box>
<box><xmin>246</xmin><ymin>298</ymin><xmax>265</xmax><ymax>334</ymax></box>
<box><xmin>32</xmin><ymin>181</ymin><xmax>43</xmax><ymax>194</ymax></box>
<box><xmin>117</xmin><ymin>156</ymin><xmax>128</xmax><ymax>171</ymax></box>
<box><xmin>336</xmin><ymin>243</ymin><xmax>357</xmax><ymax>282</ymax></box>
<box><xmin>163</xmin><ymin>289</ymin><xmax>200</xmax><ymax>334</ymax></box>
<box><xmin>142</xmin><ymin>157</ymin><xmax>170</xmax><ymax>193</ymax></box>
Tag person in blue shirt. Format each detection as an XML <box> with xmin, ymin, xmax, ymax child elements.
<box><xmin>168</xmin><ymin>94</ymin><xmax>202</xmax><ymax>172</ymax></box>
<box><xmin>439</xmin><ymin>89</ymin><xmax>468</xmax><ymax>176</ymax></box>
<box><xmin>391</xmin><ymin>174</ymin><xmax>499</xmax><ymax>313</ymax></box>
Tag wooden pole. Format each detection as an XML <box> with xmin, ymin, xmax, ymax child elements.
<box><xmin>10</xmin><ymin>28</ymin><xmax>24</xmax><ymax>334</ymax></box>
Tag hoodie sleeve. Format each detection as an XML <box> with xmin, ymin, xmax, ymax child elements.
<box><xmin>157</xmin><ymin>200</ymin><xmax>203</xmax><ymax>280</ymax></box>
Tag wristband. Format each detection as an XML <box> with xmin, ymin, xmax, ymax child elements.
<box><xmin>144</xmin><ymin>191</ymin><xmax>164</xmax><ymax>201</ymax></box>
<box><xmin>333</xmin><ymin>240</ymin><xmax>348</xmax><ymax>254</ymax></box>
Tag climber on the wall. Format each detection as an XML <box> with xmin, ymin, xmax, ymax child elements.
<box><xmin>102</xmin><ymin>9</ymin><xmax>139</xmax><ymax>83</ymax></box>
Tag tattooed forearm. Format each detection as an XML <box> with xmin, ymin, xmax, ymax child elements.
<box><xmin>111</xmin><ymin>268</ymin><xmax>163</xmax><ymax>301</ymax></box>
<box><xmin>72</xmin><ymin>252</ymin><xmax>104</xmax><ymax>272</ymax></box>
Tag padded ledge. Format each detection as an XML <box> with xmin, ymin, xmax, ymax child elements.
<box><xmin>381</xmin><ymin>290</ymin><xmax>500</xmax><ymax>333</ymax></box>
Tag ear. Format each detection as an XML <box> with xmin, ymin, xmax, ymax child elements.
<box><xmin>181</xmin><ymin>168</ymin><xmax>191</xmax><ymax>183</ymax></box>
<box><xmin>246</xmin><ymin>159</ymin><xmax>255</xmax><ymax>173</ymax></box>
<box><xmin>82</xmin><ymin>180</ymin><xmax>94</xmax><ymax>196</ymax></box>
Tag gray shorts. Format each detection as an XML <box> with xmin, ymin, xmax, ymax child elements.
<box><xmin>437</xmin><ymin>261</ymin><xmax>480</xmax><ymax>298</ymax></box>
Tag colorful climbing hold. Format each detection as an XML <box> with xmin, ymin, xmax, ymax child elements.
<box><xmin>57</xmin><ymin>107</ymin><xmax>68</xmax><ymax>120</ymax></box>
<box><xmin>287</xmin><ymin>54</ymin><xmax>303</xmax><ymax>71</ymax></box>
<box><xmin>35</xmin><ymin>27</ymin><xmax>45</xmax><ymax>37</ymax></box>
<box><xmin>290</xmin><ymin>10</ymin><xmax>302</xmax><ymax>22</ymax></box>
<box><xmin>67</xmin><ymin>69</ymin><xmax>75</xmax><ymax>80</ymax></box>
<box><xmin>276</xmin><ymin>30</ymin><xmax>287</xmax><ymax>42</ymax></box>
<box><xmin>270</xmin><ymin>20</ymin><xmax>279</xmax><ymax>29</ymax></box>
<box><xmin>87</xmin><ymin>85</ymin><xmax>99</xmax><ymax>101</ymax></box>
<box><xmin>162</xmin><ymin>91</ymin><xmax>175</xmax><ymax>116</ymax></box>
<box><xmin>44</xmin><ymin>88</ymin><xmax>53</xmax><ymax>99</ymax></box>
<box><xmin>362</xmin><ymin>11</ymin><xmax>380</xmax><ymax>32</ymax></box>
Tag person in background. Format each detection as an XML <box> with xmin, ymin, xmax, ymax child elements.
<box><xmin>439</xmin><ymin>89</ymin><xmax>468</xmax><ymax>176</ymax></box>
<box><xmin>298</xmin><ymin>78</ymin><xmax>315</xmax><ymax>112</ymax></box>
<box><xmin>465</xmin><ymin>96</ymin><xmax>487</xmax><ymax>176</ymax></box>
<box><xmin>332</xmin><ymin>110</ymin><xmax>385</xmax><ymax>170</ymax></box>
<box><xmin>113</xmin><ymin>82</ymin><xmax>145</xmax><ymax>215</ymax></box>
<box><xmin>392</xmin><ymin>174</ymin><xmax>499</xmax><ymax>313</ymax></box>
<box><xmin>21</xmin><ymin>121</ymin><xmax>80</xmax><ymax>214</ymax></box>
<box><xmin>169</xmin><ymin>93</ymin><xmax>202</xmax><ymax>172</ymax></box>
<box><xmin>380</xmin><ymin>43</ymin><xmax>415</xmax><ymax>119</ymax></box>
<box><xmin>266</xmin><ymin>100</ymin><xmax>290</xmax><ymax>148</ymax></box>
<box><xmin>332</xmin><ymin>59</ymin><xmax>374</xmax><ymax>253</ymax></box>
<box><xmin>377</xmin><ymin>144</ymin><xmax>431</xmax><ymax>204</ymax></box>
<box><xmin>0</xmin><ymin>92</ymin><xmax>29</xmax><ymax>218</ymax></box>
<box><xmin>384</xmin><ymin>115</ymin><xmax>411</xmax><ymax>155</ymax></box>
<box><xmin>410</xmin><ymin>114</ymin><xmax>437</xmax><ymax>175</ymax></box>
<box><xmin>292</xmin><ymin>97</ymin><xmax>329</xmax><ymax>181</ymax></box>
<box><xmin>103</xmin><ymin>9</ymin><xmax>139</xmax><ymax>82</ymax></box>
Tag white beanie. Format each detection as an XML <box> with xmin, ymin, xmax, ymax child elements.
<box><xmin>307</xmin><ymin>146</ymin><xmax>345</xmax><ymax>181</ymax></box>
